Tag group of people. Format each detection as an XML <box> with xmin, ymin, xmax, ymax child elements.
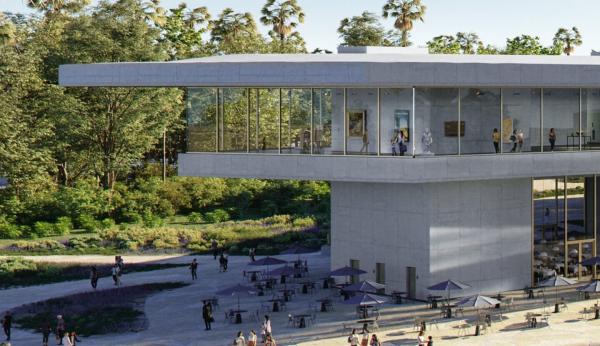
<box><xmin>390</xmin><ymin>129</ymin><xmax>408</xmax><ymax>156</ymax></box>
<box><xmin>232</xmin><ymin>315</ymin><xmax>275</xmax><ymax>346</ymax></box>
<box><xmin>88</xmin><ymin>256</ymin><xmax>125</xmax><ymax>288</ymax></box>
<box><xmin>492</xmin><ymin>127</ymin><xmax>559</xmax><ymax>153</ymax></box>
<box><xmin>2</xmin><ymin>313</ymin><xmax>80</xmax><ymax>346</ymax></box>
<box><xmin>346</xmin><ymin>328</ymin><xmax>381</xmax><ymax>346</ymax></box>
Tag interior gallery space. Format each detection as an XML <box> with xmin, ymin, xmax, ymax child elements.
<box><xmin>59</xmin><ymin>46</ymin><xmax>600</xmax><ymax>299</ymax></box>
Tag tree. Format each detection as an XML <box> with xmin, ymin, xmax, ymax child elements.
<box><xmin>382</xmin><ymin>0</ymin><xmax>426</xmax><ymax>47</ymax></box>
<box><xmin>456</xmin><ymin>32</ymin><xmax>480</xmax><ymax>54</ymax></box>
<box><xmin>553</xmin><ymin>27</ymin><xmax>582</xmax><ymax>55</ymax></box>
<box><xmin>260</xmin><ymin>0</ymin><xmax>305</xmax><ymax>43</ymax></box>
<box><xmin>27</xmin><ymin>0</ymin><xmax>90</xmax><ymax>16</ymax></box>
<box><xmin>504</xmin><ymin>35</ymin><xmax>562</xmax><ymax>55</ymax></box>
<box><xmin>338</xmin><ymin>11</ymin><xmax>386</xmax><ymax>47</ymax></box>
<box><xmin>211</xmin><ymin>8</ymin><xmax>264</xmax><ymax>54</ymax></box>
<box><xmin>159</xmin><ymin>3</ymin><xmax>212</xmax><ymax>59</ymax></box>
<box><xmin>0</xmin><ymin>13</ymin><xmax>16</xmax><ymax>46</ymax></box>
<box><xmin>427</xmin><ymin>35</ymin><xmax>460</xmax><ymax>54</ymax></box>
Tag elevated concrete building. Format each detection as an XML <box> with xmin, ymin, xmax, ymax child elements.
<box><xmin>60</xmin><ymin>47</ymin><xmax>600</xmax><ymax>299</ymax></box>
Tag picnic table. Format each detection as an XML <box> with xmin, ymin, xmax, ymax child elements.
<box><xmin>428</xmin><ymin>295</ymin><xmax>443</xmax><ymax>309</ymax></box>
<box><xmin>442</xmin><ymin>304</ymin><xmax>457</xmax><ymax>318</ymax></box>
<box><xmin>357</xmin><ymin>305</ymin><xmax>376</xmax><ymax>319</ymax></box>
<box><xmin>245</xmin><ymin>270</ymin><xmax>262</xmax><ymax>282</ymax></box>
<box><xmin>527</xmin><ymin>313</ymin><xmax>542</xmax><ymax>328</ymax></box>
<box><xmin>293</xmin><ymin>313</ymin><xmax>312</xmax><ymax>328</ymax></box>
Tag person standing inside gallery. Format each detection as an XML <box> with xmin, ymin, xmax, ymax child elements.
<box><xmin>516</xmin><ymin>129</ymin><xmax>524</xmax><ymax>152</ymax></box>
<box><xmin>390</xmin><ymin>132</ymin><xmax>398</xmax><ymax>156</ymax></box>
<box><xmin>509</xmin><ymin>130</ymin><xmax>518</xmax><ymax>152</ymax></box>
<box><xmin>492</xmin><ymin>128</ymin><xmax>500</xmax><ymax>153</ymax></box>
<box><xmin>549</xmin><ymin>128</ymin><xmax>556</xmax><ymax>151</ymax></box>
<box><xmin>360</xmin><ymin>130</ymin><xmax>369</xmax><ymax>154</ymax></box>
<box><xmin>398</xmin><ymin>129</ymin><xmax>406</xmax><ymax>156</ymax></box>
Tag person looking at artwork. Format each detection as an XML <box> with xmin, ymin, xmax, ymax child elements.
<box><xmin>510</xmin><ymin>130</ymin><xmax>518</xmax><ymax>152</ymax></box>
<box><xmin>391</xmin><ymin>132</ymin><xmax>398</xmax><ymax>156</ymax></box>
<box><xmin>516</xmin><ymin>129</ymin><xmax>524</xmax><ymax>152</ymax></box>
<box><xmin>360</xmin><ymin>130</ymin><xmax>369</xmax><ymax>154</ymax></box>
<box><xmin>549</xmin><ymin>128</ymin><xmax>556</xmax><ymax>151</ymax></box>
<box><xmin>492</xmin><ymin>128</ymin><xmax>500</xmax><ymax>153</ymax></box>
<box><xmin>398</xmin><ymin>130</ymin><xmax>406</xmax><ymax>156</ymax></box>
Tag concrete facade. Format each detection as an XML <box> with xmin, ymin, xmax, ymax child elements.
<box><xmin>331</xmin><ymin>179</ymin><xmax>531</xmax><ymax>299</ymax></box>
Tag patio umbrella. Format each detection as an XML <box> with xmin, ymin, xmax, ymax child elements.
<box><xmin>344</xmin><ymin>280</ymin><xmax>386</xmax><ymax>294</ymax></box>
<box><xmin>577</xmin><ymin>280</ymin><xmax>600</xmax><ymax>303</ymax></box>
<box><xmin>342</xmin><ymin>292</ymin><xmax>388</xmax><ymax>306</ymax></box>
<box><xmin>427</xmin><ymin>279</ymin><xmax>471</xmax><ymax>302</ymax></box>
<box><xmin>456</xmin><ymin>295</ymin><xmax>500</xmax><ymax>309</ymax></box>
<box><xmin>329</xmin><ymin>266</ymin><xmax>367</xmax><ymax>284</ymax></box>
<box><xmin>215</xmin><ymin>284</ymin><xmax>257</xmax><ymax>310</ymax></box>
<box><xmin>539</xmin><ymin>275</ymin><xmax>576</xmax><ymax>312</ymax></box>
<box><xmin>266</xmin><ymin>265</ymin><xmax>300</xmax><ymax>277</ymax></box>
<box><xmin>248</xmin><ymin>256</ymin><xmax>288</xmax><ymax>278</ymax></box>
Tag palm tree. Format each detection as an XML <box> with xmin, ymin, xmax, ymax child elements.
<box><xmin>260</xmin><ymin>0</ymin><xmax>305</xmax><ymax>43</ymax></box>
<box><xmin>456</xmin><ymin>32</ymin><xmax>481</xmax><ymax>54</ymax></box>
<box><xmin>211</xmin><ymin>8</ymin><xmax>257</xmax><ymax>44</ymax></box>
<box><xmin>382</xmin><ymin>0</ymin><xmax>426</xmax><ymax>47</ymax></box>
<box><xmin>553</xmin><ymin>27</ymin><xmax>582</xmax><ymax>56</ymax></box>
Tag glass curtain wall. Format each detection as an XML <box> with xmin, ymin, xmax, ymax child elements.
<box><xmin>380</xmin><ymin>88</ymin><xmax>414</xmax><ymax>156</ymax></box>
<box><xmin>533</xmin><ymin>176</ymin><xmax>596</xmax><ymax>285</ymax></box>
<box><xmin>543</xmin><ymin>89</ymin><xmax>580</xmax><ymax>152</ymax></box>
<box><xmin>187</xmin><ymin>88</ymin><xmax>217</xmax><ymax>152</ymax></box>
<box><xmin>414</xmin><ymin>88</ymin><xmax>459</xmax><ymax>156</ymax></box>
<box><xmin>312</xmin><ymin>89</ymin><xmax>333</xmax><ymax>155</ymax></box>
<box><xmin>248</xmin><ymin>89</ymin><xmax>280</xmax><ymax>153</ymax></box>
<box><xmin>346</xmin><ymin>88</ymin><xmax>378</xmax><ymax>155</ymax></box>
<box><xmin>219</xmin><ymin>88</ymin><xmax>248</xmax><ymax>152</ymax></box>
<box><xmin>582</xmin><ymin>89</ymin><xmax>600</xmax><ymax>150</ymax></box>
<box><xmin>281</xmin><ymin>89</ymin><xmax>312</xmax><ymax>154</ymax></box>
<box><xmin>460</xmin><ymin>88</ymin><xmax>501</xmax><ymax>154</ymax></box>
<box><xmin>502</xmin><ymin>88</ymin><xmax>541</xmax><ymax>153</ymax></box>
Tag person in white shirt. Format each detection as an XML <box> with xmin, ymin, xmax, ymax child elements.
<box><xmin>347</xmin><ymin>329</ymin><xmax>359</xmax><ymax>346</ymax></box>
<box><xmin>247</xmin><ymin>330</ymin><xmax>257</xmax><ymax>346</ymax></box>
<box><xmin>233</xmin><ymin>331</ymin><xmax>245</xmax><ymax>346</ymax></box>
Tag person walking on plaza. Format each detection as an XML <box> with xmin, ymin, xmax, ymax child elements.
<box><xmin>41</xmin><ymin>322</ymin><xmax>51</xmax><ymax>346</ymax></box>
<box><xmin>427</xmin><ymin>335</ymin><xmax>433</xmax><ymax>346</ymax></box>
<box><xmin>190</xmin><ymin>258</ymin><xmax>198</xmax><ymax>280</ymax></box>
<box><xmin>249</xmin><ymin>248</ymin><xmax>256</xmax><ymax>262</ymax></box>
<box><xmin>223</xmin><ymin>251</ymin><xmax>229</xmax><ymax>271</ymax></box>
<box><xmin>202</xmin><ymin>301</ymin><xmax>213</xmax><ymax>330</ymax></box>
<box><xmin>347</xmin><ymin>329</ymin><xmax>359</xmax><ymax>346</ymax></box>
<box><xmin>90</xmin><ymin>266</ymin><xmax>99</xmax><ymax>289</ymax></box>
<box><xmin>211</xmin><ymin>239</ymin><xmax>218</xmax><ymax>260</ymax></box>
<box><xmin>219</xmin><ymin>254</ymin><xmax>226</xmax><ymax>272</ymax></box>
<box><xmin>233</xmin><ymin>331</ymin><xmax>245</xmax><ymax>346</ymax></box>
<box><xmin>65</xmin><ymin>331</ymin><xmax>80</xmax><ymax>346</ymax></box>
<box><xmin>360</xmin><ymin>329</ymin><xmax>369</xmax><ymax>346</ymax></box>
<box><xmin>369</xmin><ymin>334</ymin><xmax>381</xmax><ymax>346</ymax></box>
<box><xmin>417</xmin><ymin>331</ymin><xmax>426</xmax><ymax>346</ymax></box>
<box><xmin>56</xmin><ymin>315</ymin><xmax>66</xmax><ymax>345</ymax></box>
<box><xmin>111</xmin><ymin>264</ymin><xmax>120</xmax><ymax>286</ymax></box>
<box><xmin>261</xmin><ymin>315</ymin><xmax>271</xmax><ymax>343</ymax></box>
<box><xmin>247</xmin><ymin>330</ymin><xmax>257</xmax><ymax>346</ymax></box>
<box><xmin>1</xmin><ymin>312</ymin><xmax>11</xmax><ymax>341</ymax></box>
<box><xmin>264</xmin><ymin>333</ymin><xmax>277</xmax><ymax>346</ymax></box>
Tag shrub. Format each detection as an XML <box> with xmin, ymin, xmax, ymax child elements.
<box><xmin>54</xmin><ymin>217</ymin><xmax>73</xmax><ymax>235</ymax></box>
<box><xmin>77</xmin><ymin>214</ymin><xmax>101</xmax><ymax>232</ymax></box>
<box><xmin>142</xmin><ymin>212</ymin><xmax>164</xmax><ymax>228</ymax></box>
<box><xmin>32</xmin><ymin>222</ymin><xmax>56</xmax><ymax>238</ymax></box>
<box><xmin>8</xmin><ymin>240</ymin><xmax>66</xmax><ymax>251</ymax></box>
<box><xmin>204</xmin><ymin>209</ymin><xmax>230</xmax><ymax>223</ymax></box>
<box><xmin>292</xmin><ymin>216</ymin><xmax>316</xmax><ymax>229</ymax></box>
<box><xmin>0</xmin><ymin>216</ymin><xmax>23</xmax><ymax>239</ymax></box>
<box><xmin>187</xmin><ymin>212</ymin><xmax>203</xmax><ymax>224</ymax></box>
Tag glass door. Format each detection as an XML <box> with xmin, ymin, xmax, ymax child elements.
<box><xmin>565</xmin><ymin>241</ymin><xmax>595</xmax><ymax>280</ymax></box>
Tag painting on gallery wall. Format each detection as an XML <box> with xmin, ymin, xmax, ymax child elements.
<box><xmin>394</xmin><ymin>110</ymin><xmax>410</xmax><ymax>142</ymax></box>
<box><xmin>347</xmin><ymin>110</ymin><xmax>366</xmax><ymax>137</ymax></box>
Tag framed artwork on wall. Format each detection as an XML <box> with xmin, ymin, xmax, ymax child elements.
<box><xmin>394</xmin><ymin>110</ymin><xmax>410</xmax><ymax>142</ymax></box>
<box><xmin>444</xmin><ymin>121</ymin><xmax>465</xmax><ymax>137</ymax></box>
<box><xmin>502</xmin><ymin>117</ymin><xmax>513</xmax><ymax>143</ymax></box>
<box><xmin>347</xmin><ymin>110</ymin><xmax>366</xmax><ymax>137</ymax></box>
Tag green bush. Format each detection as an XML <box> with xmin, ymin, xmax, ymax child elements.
<box><xmin>0</xmin><ymin>216</ymin><xmax>23</xmax><ymax>239</ymax></box>
<box><xmin>204</xmin><ymin>209</ymin><xmax>230</xmax><ymax>223</ymax></box>
<box><xmin>8</xmin><ymin>240</ymin><xmax>66</xmax><ymax>251</ymax></box>
<box><xmin>32</xmin><ymin>222</ymin><xmax>56</xmax><ymax>238</ymax></box>
<box><xmin>187</xmin><ymin>212</ymin><xmax>203</xmax><ymax>224</ymax></box>
<box><xmin>54</xmin><ymin>217</ymin><xmax>73</xmax><ymax>235</ymax></box>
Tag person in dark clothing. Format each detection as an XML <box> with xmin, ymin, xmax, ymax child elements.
<box><xmin>190</xmin><ymin>258</ymin><xmax>198</xmax><ymax>280</ymax></box>
<box><xmin>211</xmin><ymin>239</ymin><xmax>218</xmax><ymax>260</ymax></box>
<box><xmin>249</xmin><ymin>248</ymin><xmax>256</xmax><ymax>262</ymax></box>
<box><xmin>56</xmin><ymin>315</ymin><xmax>66</xmax><ymax>345</ymax></box>
<box><xmin>202</xmin><ymin>302</ymin><xmax>213</xmax><ymax>330</ymax></box>
<box><xmin>90</xmin><ymin>266</ymin><xmax>99</xmax><ymax>289</ymax></box>
<box><xmin>223</xmin><ymin>253</ymin><xmax>229</xmax><ymax>272</ymax></box>
<box><xmin>41</xmin><ymin>322</ymin><xmax>51</xmax><ymax>346</ymax></box>
<box><xmin>219</xmin><ymin>254</ymin><xmax>225</xmax><ymax>272</ymax></box>
<box><xmin>1</xmin><ymin>312</ymin><xmax>11</xmax><ymax>341</ymax></box>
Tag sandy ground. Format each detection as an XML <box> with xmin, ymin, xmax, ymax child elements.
<box><xmin>2</xmin><ymin>253</ymin><xmax>600</xmax><ymax>346</ymax></box>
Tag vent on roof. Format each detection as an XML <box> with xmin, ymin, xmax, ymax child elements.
<box><xmin>337</xmin><ymin>46</ymin><xmax>429</xmax><ymax>55</ymax></box>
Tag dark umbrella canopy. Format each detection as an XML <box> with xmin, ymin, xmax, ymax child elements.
<box><xmin>267</xmin><ymin>265</ymin><xmax>300</xmax><ymax>277</ymax></box>
<box><xmin>215</xmin><ymin>284</ymin><xmax>257</xmax><ymax>310</ymax></box>
<box><xmin>456</xmin><ymin>295</ymin><xmax>500</xmax><ymax>309</ymax></box>
<box><xmin>428</xmin><ymin>279</ymin><xmax>471</xmax><ymax>291</ymax></box>
<box><xmin>329</xmin><ymin>266</ymin><xmax>367</xmax><ymax>277</ymax></box>
<box><xmin>577</xmin><ymin>280</ymin><xmax>600</xmax><ymax>293</ymax></box>
<box><xmin>539</xmin><ymin>276</ymin><xmax>577</xmax><ymax>303</ymax></box>
<box><xmin>344</xmin><ymin>280</ymin><xmax>386</xmax><ymax>293</ymax></box>
<box><xmin>248</xmin><ymin>256</ymin><xmax>288</xmax><ymax>266</ymax></box>
<box><xmin>342</xmin><ymin>293</ymin><xmax>388</xmax><ymax>306</ymax></box>
<box><xmin>280</xmin><ymin>245</ymin><xmax>314</xmax><ymax>255</ymax></box>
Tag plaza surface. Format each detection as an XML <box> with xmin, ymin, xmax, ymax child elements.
<box><xmin>1</xmin><ymin>252</ymin><xmax>600</xmax><ymax>346</ymax></box>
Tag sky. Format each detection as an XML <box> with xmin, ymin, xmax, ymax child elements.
<box><xmin>2</xmin><ymin>0</ymin><xmax>599</xmax><ymax>55</ymax></box>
